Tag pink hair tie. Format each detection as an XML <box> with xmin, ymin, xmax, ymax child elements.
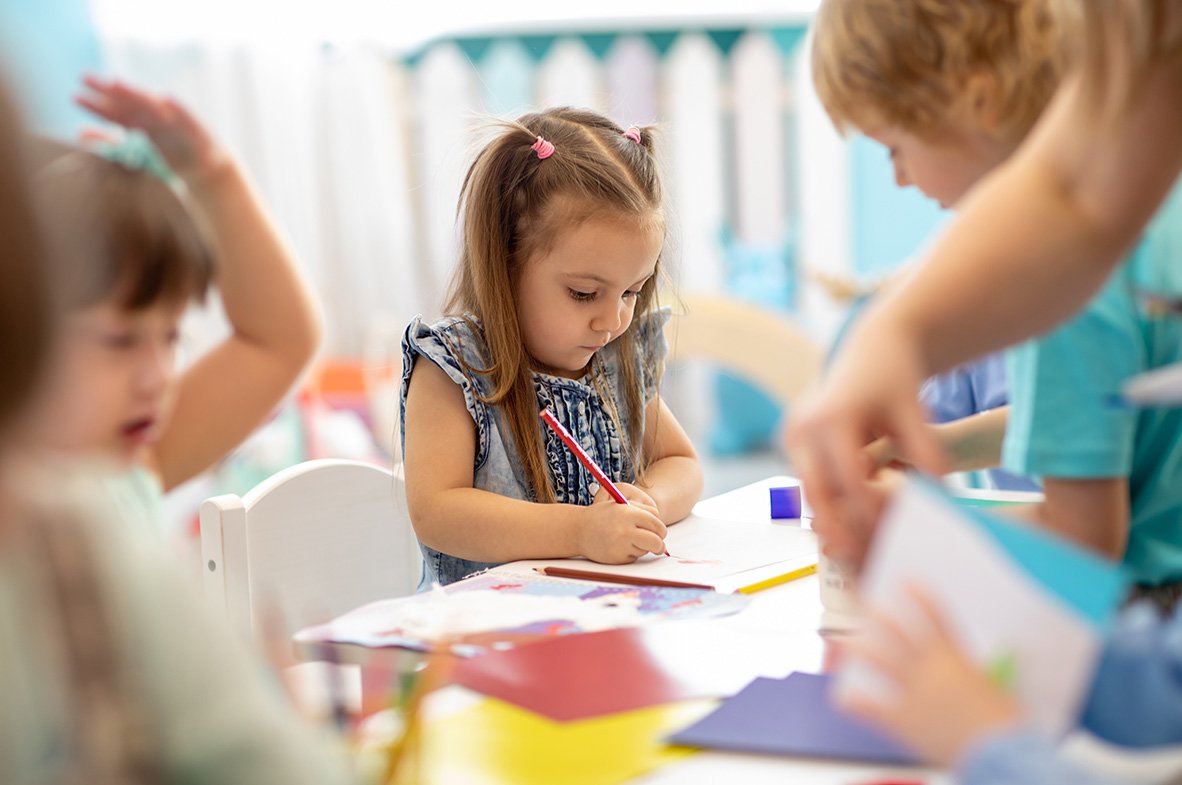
<box><xmin>531</xmin><ymin>135</ymin><xmax>555</xmax><ymax>160</ymax></box>
<box><xmin>622</xmin><ymin>126</ymin><xmax>641</xmax><ymax>144</ymax></box>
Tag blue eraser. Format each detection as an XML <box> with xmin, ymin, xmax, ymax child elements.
<box><xmin>770</xmin><ymin>485</ymin><xmax>802</xmax><ymax>519</ymax></box>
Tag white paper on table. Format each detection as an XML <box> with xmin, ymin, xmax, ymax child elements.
<box><xmin>837</xmin><ymin>478</ymin><xmax>1127</xmax><ymax>735</ymax></box>
<box><xmin>511</xmin><ymin>514</ymin><xmax>818</xmax><ymax>589</ymax></box>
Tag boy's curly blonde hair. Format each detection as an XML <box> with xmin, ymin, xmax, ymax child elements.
<box><xmin>811</xmin><ymin>0</ymin><xmax>1061</xmax><ymax>141</ymax></box>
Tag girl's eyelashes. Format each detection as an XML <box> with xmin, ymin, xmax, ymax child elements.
<box><xmin>567</xmin><ymin>288</ymin><xmax>644</xmax><ymax>303</ymax></box>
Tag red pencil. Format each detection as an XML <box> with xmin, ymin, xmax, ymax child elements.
<box><xmin>539</xmin><ymin>408</ymin><xmax>670</xmax><ymax>555</ymax></box>
<box><xmin>540</xmin><ymin>408</ymin><xmax>628</xmax><ymax>502</ymax></box>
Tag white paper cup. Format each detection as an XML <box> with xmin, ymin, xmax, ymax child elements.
<box><xmin>818</xmin><ymin>553</ymin><xmax>860</xmax><ymax>632</ymax></box>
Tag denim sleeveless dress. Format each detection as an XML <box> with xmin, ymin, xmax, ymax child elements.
<box><xmin>399</xmin><ymin>307</ymin><xmax>670</xmax><ymax>586</ymax></box>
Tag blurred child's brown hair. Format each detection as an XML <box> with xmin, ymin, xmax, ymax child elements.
<box><xmin>31</xmin><ymin>136</ymin><xmax>215</xmax><ymax>312</ymax></box>
<box><xmin>0</xmin><ymin>98</ymin><xmax>55</xmax><ymax>429</ymax></box>
<box><xmin>812</xmin><ymin>0</ymin><xmax>1061</xmax><ymax>142</ymax></box>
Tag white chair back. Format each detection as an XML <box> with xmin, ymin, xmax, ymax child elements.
<box><xmin>199</xmin><ymin>458</ymin><xmax>420</xmax><ymax>640</ymax></box>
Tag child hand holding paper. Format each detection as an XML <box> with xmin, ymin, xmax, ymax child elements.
<box><xmin>838</xmin><ymin>586</ymin><xmax>1022</xmax><ymax>767</ymax></box>
<box><xmin>842</xmin><ymin>587</ymin><xmax>1182</xmax><ymax>785</ymax></box>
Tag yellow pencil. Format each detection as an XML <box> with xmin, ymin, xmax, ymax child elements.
<box><xmin>736</xmin><ymin>562</ymin><xmax>818</xmax><ymax>595</ymax></box>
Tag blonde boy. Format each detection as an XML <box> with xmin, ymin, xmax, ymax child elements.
<box><xmin>811</xmin><ymin>0</ymin><xmax>1182</xmax><ymax>613</ymax></box>
<box><xmin>811</xmin><ymin>0</ymin><xmax>1059</xmax><ymax>491</ymax></box>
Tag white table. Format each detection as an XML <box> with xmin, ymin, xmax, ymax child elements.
<box><xmin>416</xmin><ymin>475</ymin><xmax>946</xmax><ymax>784</ymax></box>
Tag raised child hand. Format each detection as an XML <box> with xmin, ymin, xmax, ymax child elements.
<box><xmin>838</xmin><ymin>585</ymin><xmax>1022</xmax><ymax>767</ymax></box>
<box><xmin>74</xmin><ymin>74</ymin><xmax>228</xmax><ymax>180</ymax></box>
<box><xmin>579</xmin><ymin>492</ymin><xmax>667</xmax><ymax>564</ymax></box>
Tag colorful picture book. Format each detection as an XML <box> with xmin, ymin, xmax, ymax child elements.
<box><xmin>293</xmin><ymin>568</ymin><xmax>750</xmax><ymax>655</ymax></box>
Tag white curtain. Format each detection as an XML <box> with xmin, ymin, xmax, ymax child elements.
<box><xmin>101</xmin><ymin>37</ymin><xmax>431</xmax><ymax>357</ymax></box>
<box><xmin>98</xmin><ymin>27</ymin><xmax>852</xmax><ymax>478</ymax></box>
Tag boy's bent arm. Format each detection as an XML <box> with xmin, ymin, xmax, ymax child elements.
<box><xmin>153</xmin><ymin>159</ymin><xmax>322</xmax><ymax>490</ymax></box>
<box><xmin>939</xmin><ymin>407</ymin><xmax>1009</xmax><ymax>472</ymax></box>
<box><xmin>637</xmin><ymin>396</ymin><xmax>703</xmax><ymax>524</ymax></box>
<box><xmin>403</xmin><ymin>360</ymin><xmax>664</xmax><ymax>562</ymax></box>
<box><xmin>866</xmin><ymin>407</ymin><xmax>1010</xmax><ymax>475</ymax></box>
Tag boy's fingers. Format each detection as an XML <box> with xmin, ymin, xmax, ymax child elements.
<box><xmin>837</xmin><ymin>690</ymin><xmax>894</xmax><ymax>727</ymax></box>
<box><xmin>894</xmin><ymin>400</ymin><xmax>950</xmax><ymax>477</ymax></box>
<box><xmin>842</xmin><ymin>632</ymin><xmax>903</xmax><ymax>680</ymax></box>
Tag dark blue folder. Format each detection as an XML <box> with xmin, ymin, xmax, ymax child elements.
<box><xmin>667</xmin><ymin>671</ymin><xmax>918</xmax><ymax>766</ymax></box>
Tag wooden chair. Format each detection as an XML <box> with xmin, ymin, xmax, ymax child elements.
<box><xmin>664</xmin><ymin>293</ymin><xmax>824</xmax><ymax>408</ymax></box>
<box><xmin>199</xmin><ymin>458</ymin><xmax>421</xmax><ymax>641</ymax></box>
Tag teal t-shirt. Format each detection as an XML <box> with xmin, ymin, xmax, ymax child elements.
<box><xmin>1003</xmin><ymin>183</ymin><xmax>1182</xmax><ymax>586</ymax></box>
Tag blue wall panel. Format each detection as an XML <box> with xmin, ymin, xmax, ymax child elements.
<box><xmin>0</xmin><ymin>0</ymin><xmax>103</xmax><ymax>137</ymax></box>
<box><xmin>850</xmin><ymin>134</ymin><xmax>948</xmax><ymax>278</ymax></box>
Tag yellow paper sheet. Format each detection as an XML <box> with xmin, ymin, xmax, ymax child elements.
<box><xmin>406</xmin><ymin>697</ymin><xmax>714</xmax><ymax>785</ymax></box>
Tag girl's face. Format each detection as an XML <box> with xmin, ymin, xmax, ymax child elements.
<box><xmin>516</xmin><ymin>212</ymin><xmax>662</xmax><ymax>379</ymax></box>
<box><xmin>37</xmin><ymin>297</ymin><xmax>185</xmax><ymax>465</ymax></box>
<box><xmin>863</xmin><ymin>122</ymin><xmax>1018</xmax><ymax>210</ymax></box>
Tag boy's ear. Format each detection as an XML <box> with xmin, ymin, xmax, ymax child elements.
<box><xmin>964</xmin><ymin>71</ymin><xmax>1003</xmax><ymax>134</ymax></box>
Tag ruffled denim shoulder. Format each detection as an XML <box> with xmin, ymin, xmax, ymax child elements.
<box><xmin>398</xmin><ymin>314</ymin><xmax>494</xmax><ymax>469</ymax></box>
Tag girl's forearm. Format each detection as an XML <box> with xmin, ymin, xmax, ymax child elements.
<box><xmin>410</xmin><ymin>488</ymin><xmax>585</xmax><ymax>562</ymax></box>
<box><xmin>638</xmin><ymin>455</ymin><xmax>704</xmax><ymax>524</ymax></box>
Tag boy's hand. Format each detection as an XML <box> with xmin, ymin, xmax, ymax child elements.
<box><xmin>838</xmin><ymin>585</ymin><xmax>1022</xmax><ymax>767</ymax></box>
<box><xmin>864</xmin><ymin>435</ymin><xmax>908</xmax><ymax>473</ymax></box>
<box><xmin>74</xmin><ymin>74</ymin><xmax>229</xmax><ymax>180</ymax></box>
<box><xmin>578</xmin><ymin>494</ymin><xmax>667</xmax><ymax>564</ymax></box>
<box><xmin>811</xmin><ymin>469</ymin><xmax>902</xmax><ymax>570</ymax></box>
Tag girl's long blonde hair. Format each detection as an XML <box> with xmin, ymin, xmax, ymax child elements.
<box><xmin>445</xmin><ymin>107</ymin><xmax>665</xmax><ymax>503</ymax></box>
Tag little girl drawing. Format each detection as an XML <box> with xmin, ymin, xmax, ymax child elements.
<box><xmin>400</xmin><ymin>108</ymin><xmax>703</xmax><ymax>586</ymax></box>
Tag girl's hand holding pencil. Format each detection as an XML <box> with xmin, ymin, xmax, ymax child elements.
<box><xmin>579</xmin><ymin>488</ymin><xmax>668</xmax><ymax>564</ymax></box>
<box><xmin>540</xmin><ymin>408</ymin><xmax>669</xmax><ymax>563</ymax></box>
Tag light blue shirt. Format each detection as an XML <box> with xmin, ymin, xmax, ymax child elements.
<box><xmin>920</xmin><ymin>352</ymin><xmax>1040</xmax><ymax>492</ymax></box>
<box><xmin>1003</xmin><ymin>182</ymin><xmax>1182</xmax><ymax>586</ymax></box>
<box><xmin>832</xmin><ymin>295</ymin><xmax>1038</xmax><ymax>492</ymax></box>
